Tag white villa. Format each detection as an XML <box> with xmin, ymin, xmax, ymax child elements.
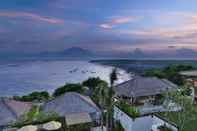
<box><xmin>114</xmin><ymin>76</ymin><xmax>179</xmax><ymax>114</ymax></box>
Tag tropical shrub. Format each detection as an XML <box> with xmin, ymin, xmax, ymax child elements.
<box><xmin>144</xmin><ymin>64</ymin><xmax>194</xmax><ymax>85</ymax></box>
<box><xmin>158</xmin><ymin>125</ymin><xmax>172</xmax><ymax>131</ymax></box>
<box><xmin>82</xmin><ymin>77</ymin><xmax>107</xmax><ymax>90</ymax></box>
<box><xmin>114</xmin><ymin>121</ymin><xmax>124</xmax><ymax>131</ymax></box>
<box><xmin>53</xmin><ymin>83</ymin><xmax>83</xmax><ymax>97</ymax></box>
<box><xmin>154</xmin><ymin>94</ymin><xmax>165</xmax><ymax>105</ymax></box>
<box><xmin>13</xmin><ymin>105</ymin><xmax>59</xmax><ymax>128</ymax></box>
<box><xmin>67</xmin><ymin>123</ymin><xmax>91</xmax><ymax>131</ymax></box>
<box><xmin>13</xmin><ymin>91</ymin><xmax>50</xmax><ymax>102</ymax></box>
<box><xmin>116</xmin><ymin>100</ymin><xmax>139</xmax><ymax>118</ymax></box>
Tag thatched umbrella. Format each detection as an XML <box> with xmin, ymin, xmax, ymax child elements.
<box><xmin>42</xmin><ymin>121</ymin><xmax>62</xmax><ymax>130</ymax></box>
<box><xmin>17</xmin><ymin>125</ymin><xmax>38</xmax><ymax>131</ymax></box>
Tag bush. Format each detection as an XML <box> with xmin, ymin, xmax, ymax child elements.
<box><xmin>82</xmin><ymin>77</ymin><xmax>107</xmax><ymax>90</ymax></box>
<box><xmin>114</xmin><ymin>121</ymin><xmax>124</xmax><ymax>131</ymax></box>
<box><xmin>144</xmin><ymin>64</ymin><xmax>194</xmax><ymax>85</ymax></box>
<box><xmin>158</xmin><ymin>125</ymin><xmax>172</xmax><ymax>131</ymax></box>
<box><xmin>13</xmin><ymin>105</ymin><xmax>59</xmax><ymax>128</ymax></box>
<box><xmin>53</xmin><ymin>83</ymin><xmax>83</xmax><ymax>97</ymax></box>
<box><xmin>144</xmin><ymin>69</ymin><xmax>165</xmax><ymax>78</ymax></box>
<box><xmin>154</xmin><ymin>94</ymin><xmax>165</xmax><ymax>105</ymax></box>
<box><xmin>116</xmin><ymin>100</ymin><xmax>139</xmax><ymax>118</ymax></box>
<box><xmin>67</xmin><ymin>123</ymin><xmax>91</xmax><ymax>131</ymax></box>
<box><xmin>13</xmin><ymin>91</ymin><xmax>50</xmax><ymax>102</ymax></box>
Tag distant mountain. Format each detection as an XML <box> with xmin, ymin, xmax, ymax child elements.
<box><xmin>61</xmin><ymin>47</ymin><xmax>95</xmax><ymax>58</ymax></box>
<box><xmin>30</xmin><ymin>47</ymin><xmax>97</xmax><ymax>59</ymax></box>
<box><xmin>176</xmin><ymin>48</ymin><xmax>197</xmax><ymax>58</ymax></box>
<box><xmin>130</xmin><ymin>48</ymin><xmax>147</xmax><ymax>58</ymax></box>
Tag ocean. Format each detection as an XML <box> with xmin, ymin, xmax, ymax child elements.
<box><xmin>0</xmin><ymin>60</ymin><xmax>131</xmax><ymax>97</ymax></box>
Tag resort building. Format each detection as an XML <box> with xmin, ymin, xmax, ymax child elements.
<box><xmin>0</xmin><ymin>98</ymin><xmax>32</xmax><ymax>128</ymax></box>
<box><xmin>114</xmin><ymin>76</ymin><xmax>178</xmax><ymax>114</ymax></box>
<box><xmin>180</xmin><ymin>70</ymin><xmax>197</xmax><ymax>102</ymax></box>
<box><xmin>180</xmin><ymin>70</ymin><xmax>197</xmax><ymax>87</ymax></box>
<box><xmin>41</xmin><ymin>92</ymin><xmax>101</xmax><ymax>128</ymax></box>
<box><xmin>114</xmin><ymin>106</ymin><xmax>178</xmax><ymax>131</ymax></box>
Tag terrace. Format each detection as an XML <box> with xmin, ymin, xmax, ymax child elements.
<box><xmin>114</xmin><ymin>106</ymin><xmax>179</xmax><ymax>131</ymax></box>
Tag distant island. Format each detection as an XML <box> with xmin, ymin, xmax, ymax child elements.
<box><xmin>91</xmin><ymin>59</ymin><xmax>197</xmax><ymax>74</ymax></box>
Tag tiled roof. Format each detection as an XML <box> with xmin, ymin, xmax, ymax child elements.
<box><xmin>41</xmin><ymin>92</ymin><xmax>101</xmax><ymax>120</ymax></box>
<box><xmin>0</xmin><ymin>98</ymin><xmax>32</xmax><ymax>126</ymax></box>
<box><xmin>65</xmin><ymin>112</ymin><xmax>92</xmax><ymax>126</ymax></box>
<box><xmin>115</xmin><ymin>76</ymin><xmax>177</xmax><ymax>98</ymax></box>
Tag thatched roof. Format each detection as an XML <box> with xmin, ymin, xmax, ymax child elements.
<box><xmin>65</xmin><ymin>112</ymin><xmax>92</xmax><ymax>126</ymax></box>
<box><xmin>115</xmin><ymin>76</ymin><xmax>177</xmax><ymax>98</ymax></box>
<box><xmin>0</xmin><ymin>98</ymin><xmax>32</xmax><ymax>126</ymax></box>
<box><xmin>41</xmin><ymin>92</ymin><xmax>101</xmax><ymax>120</ymax></box>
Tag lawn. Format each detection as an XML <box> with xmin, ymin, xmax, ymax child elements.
<box><xmin>157</xmin><ymin>106</ymin><xmax>197</xmax><ymax>131</ymax></box>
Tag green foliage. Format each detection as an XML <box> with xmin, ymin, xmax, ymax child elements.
<box><xmin>67</xmin><ymin>123</ymin><xmax>91</xmax><ymax>131</ymax></box>
<box><xmin>116</xmin><ymin>100</ymin><xmax>139</xmax><ymax>118</ymax></box>
<box><xmin>82</xmin><ymin>77</ymin><xmax>108</xmax><ymax>90</ymax></box>
<box><xmin>144</xmin><ymin>64</ymin><xmax>194</xmax><ymax>85</ymax></box>
<box><xmin>27</xmin><ymin>105</ymin><xmax>39</xmax><ymax>121</ymax></box>
<box><xmin>13</xmin><ymin>91</ymin><xmax>50</xmax><ymax>102</ymax></box>
<box><xmin>159</xmin><ymin>89</ymin><xmax>197</xmax><ymax>131</ymax></box>
<box><xmin>158</xmin><ymin>125</ymin><xmax>172</xmax><ymax>131</ymax></box>
<box><xmin>34</xmin><ymin>111</ymin><xmax>59</xmax><ymax>124</ymax></box>
<box><xmin>114</xmin><ymin>121</ymin><xmax>124</xmax><ymax>131</ymax></box>
<box><xmin>82</xmin><ymin>77</ymin><xmax>108</xmax><ymax>106</ymax></box>
<box><xmin>144</xmin><ymin>69</ymin><xmax>165</xmax><ymax>78</ymax></box>
<box><xmin>53</xmin><ymin>83</ymin><xmax>83</xmax><ymax>97</ymax></box>
<box><xmin>164</xmin><ymin>64</ymin><xmax>193</xmax><ymax>72</ymax></box>
<box><xmin>13</xmin><ymin>105</ymin><xmax>59</xmax><ymax>128</ymax></box>
<box><xmin>178</xmin><ymin>86</ymin><xmax>191</xmax><ymax>96</ymax></box>
<box><xmin>90</xmin><ymin>82</ymin><xmax>108</xmax><ymax>106</ymax></box>
<box><xmin>154</xmin><ymin>94</ymin><xmax>165</xmax><ymax>105</ymax></box>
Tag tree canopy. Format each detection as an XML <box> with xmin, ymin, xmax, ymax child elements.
<box><xmin>144</xmin><ymin>64</ymin><xmax>194</xmax><ymax>85</ymax></box>
<box><xmin>53</xmin><ymin>83</ymin><xmax>83</xmax><ymax>97</ymax></box>
<box><xmin>160</xmin><ymin>88</ymin><xmax>197</xmax><ymax>131</ymax></box>
<box><xmin>13</xmin><ymin>91</ymin><xmax>50</xmax><ymax>102</ymax></box>
<box><xmin>82</xmin><ymin>77</ymin><xmax>108</xmax><ymax>90</ymax></box>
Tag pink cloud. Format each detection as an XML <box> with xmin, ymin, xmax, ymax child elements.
<box><xmin>120</xmin><ymin>12</ymin><xmax>197</xmax><ymax>40</ymax></box>
<box><xmin>100</xmin><ymin>16</ymin><xmax>140</xmax><ymax>29</ymax></box>
<box><xmin>0</xmin><ymin>11</ymin><xmax>64</xmax><ymax>24</ymax></box>
<box><xmin>110</xmin><ymin>16</ymin><xmax>136</xmax><ymax>24</ymax></box>
<box><xmin>99</xmin><ymin>24</ymin><xmax>112</xmax><ymax>29</ymax></box>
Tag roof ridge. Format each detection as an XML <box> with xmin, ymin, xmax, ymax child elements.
<box><xmin>116</xmin><ymin>77</ymin><xmax>136</xmax><ymax>87</ymax></box>
<box><xmin>161</xmin><ymin>79</ymin><xmax>177</xmax><ymax>89</ymax></box>
<box><xmin>1</xmin><ymin>99</ymin><xmax>17</xmax><ymax>119</ymax></box>
<box><xmin>72</xmin><ymin>92</ymin><xmax>100</xmax><ymax>112</ymax></box>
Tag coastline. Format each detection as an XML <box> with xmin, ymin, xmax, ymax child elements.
<box><xmin>0</xmin><ymin>60</ymin><xmax>131</xmax><ymax>97</ymax></box>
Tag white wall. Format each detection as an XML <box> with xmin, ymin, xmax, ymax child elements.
<box><xmin>114</xmin><ymin>106</ymin><xmax>178</xmax><ymax>131</ymax></box>
<box><xmin>114</xmin><ymin>106</ymin><xmax>133</xmax><ymax>131</ymax></box>
<box><xmin>153</xmin><ymin>116</ymin><xmax>178</xmax><ymax>131</ymax></box>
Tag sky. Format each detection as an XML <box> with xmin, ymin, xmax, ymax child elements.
<box><xmin>1</xmin><ymin>0</ymin><xmax>197</xmax><ymax>58</ymax></box>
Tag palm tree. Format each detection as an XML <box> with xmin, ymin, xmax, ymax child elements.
<box><xmin>108</xmin><ymin>68</ymin><xmax>118</xmax><ymax>131</ymax></box>
<box><xmin>110</xmin><ymin>68</ymin><xmax>118</xmax><ymax>87</ymax></box>
<box><xmin>98</xmin><ymin>82</ymin><xmax>108</xmax><ymax>131</ymax></box>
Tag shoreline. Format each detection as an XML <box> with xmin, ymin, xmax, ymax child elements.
<box><xmin>0</xmin><ymin>60</ymin><xmax>131</xmax><ymax>97</ymax></box>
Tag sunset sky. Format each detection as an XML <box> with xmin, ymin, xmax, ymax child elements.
<box><xmin>0</xmin><ymin>0</ymin><xmax>197</xmax><ymax>58</ymax></box>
